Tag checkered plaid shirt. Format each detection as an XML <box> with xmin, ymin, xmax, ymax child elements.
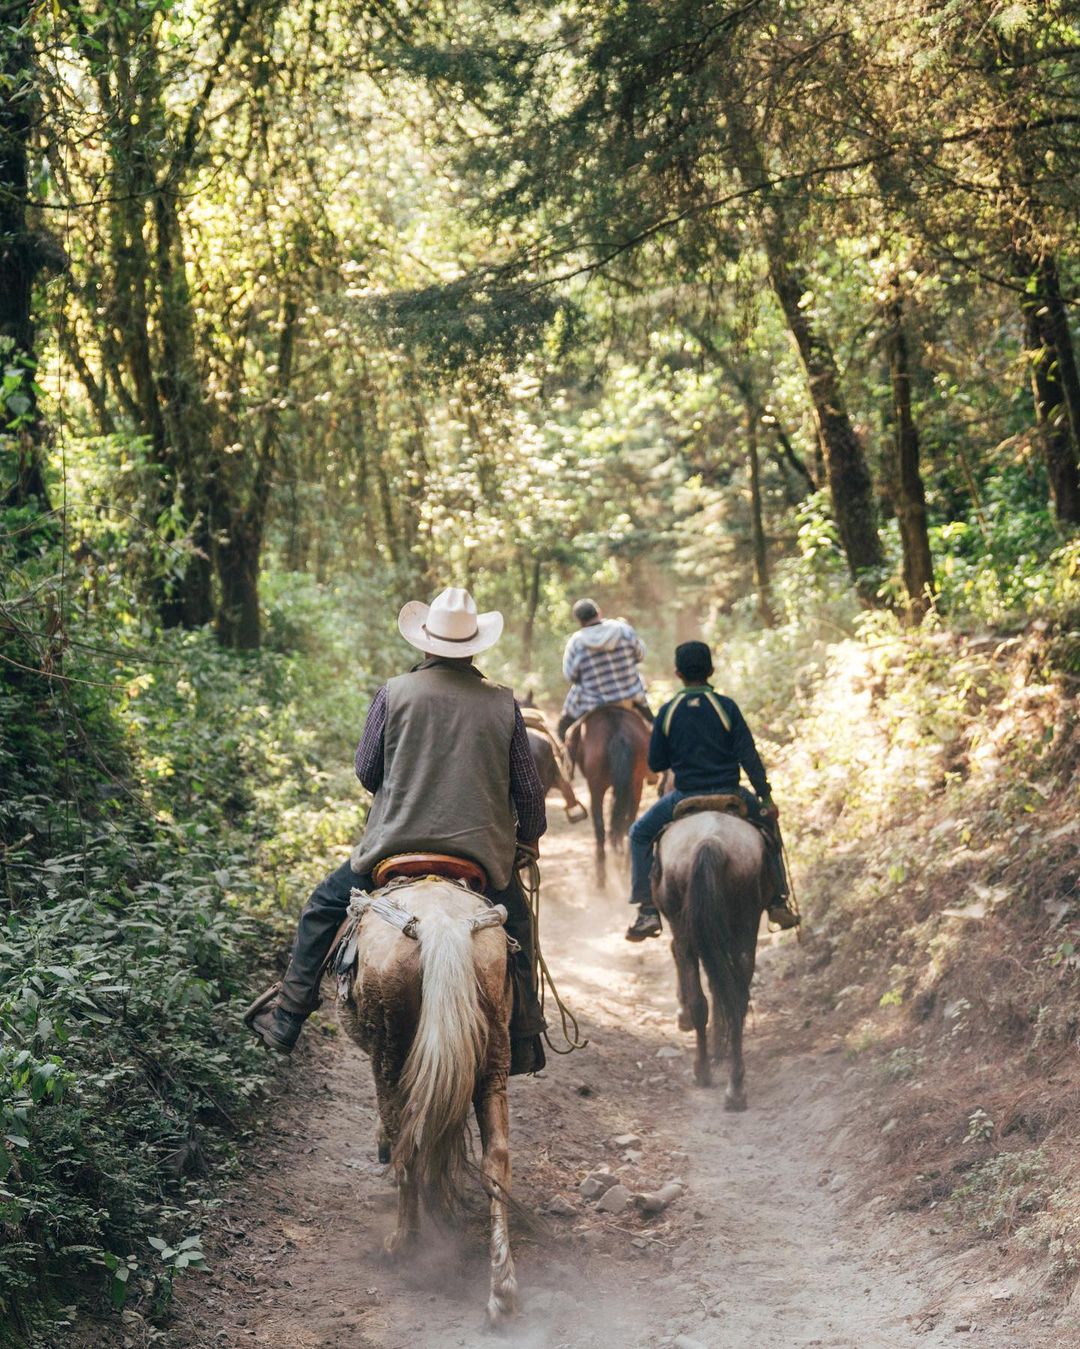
<box><xmin>562</xmin><ymin>620</ymin><xmax>647</xmax><ymax>720</ymax></box>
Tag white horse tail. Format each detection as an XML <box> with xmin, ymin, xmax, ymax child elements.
<box><xmin>393</xmin><ymin>902</ymin><xmax>487</xmax><ymax>1218</ymax></box>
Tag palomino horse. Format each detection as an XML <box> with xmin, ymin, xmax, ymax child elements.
<box><xmin>338</xmin><ymin>879</ymin><xmax>517</xmax><ymax>1325</ymax></box>
<box><xmin>653</xmin><ymin>805</ymin><xmax>768</xmax><ymax>1109</ymax></box>
<box><xmin>567</xmin><ymin>705</ymin><xmax>651</xmax><ymax>887</ymax></box>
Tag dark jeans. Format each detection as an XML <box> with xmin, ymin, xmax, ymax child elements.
<box><xmin>628</xmin><ymin>786</ymin><xmax>784</xmax><ymax>908</ymax></box>
<box><xmin>278</xmin><ymin>859</ymin><xmax>545</xmax><ymax>1041</ymax></box>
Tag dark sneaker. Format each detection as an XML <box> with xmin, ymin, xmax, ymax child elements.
<box><xmin>248</xmin><ymin>1004</ymin><xmax>307</xmax><ymax>1053</ymax></box>
<box><xmin>767</xmin><ymin>902</ymin><xmax>800</xmax><ymax>931</ymax></box>
<box><xmin>626</xmin><ymin>908</ymin><xmax>663</xmax><ymax>942</ymax></box>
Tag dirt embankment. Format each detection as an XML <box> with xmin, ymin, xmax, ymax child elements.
<box><xmin>776</xmin><ymin>622</ymin><xmax>1080</xmax><ymax>1331</ymax></box>
<box><xmin>160</xmin><ymin>802</ymin><xmax>1072</xmax><ymax>1349</ymax></box>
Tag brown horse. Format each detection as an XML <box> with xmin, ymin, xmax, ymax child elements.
<box><xmin>567</xmin><ymin>705</ymin><xmax>651</xmax><ymax>887</ymax></box>
<box><xmin>338</xmin><ymin>879</ymin><xmax>518</xmax><ymax>1325</ymax></box>
<box><xmin>527</xmin><ymin>728</ymin><xmax>588</xmax><ymax>822</ymax></box>
<box><xmin>653</xmin><ymin>808</ymin><xmax>768</xmax><ymax>1109</ymax></box>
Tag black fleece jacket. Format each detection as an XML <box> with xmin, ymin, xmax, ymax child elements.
<box><xmin>648</xmin><ymin>685</ymin><xmax>772</xmax><ymax>798</ymax></box>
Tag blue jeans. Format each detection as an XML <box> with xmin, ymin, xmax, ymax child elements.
<box><xmin>628</xmin><ymin>787</ymin><xmax>760</xmax><ymax>908</ymax></box>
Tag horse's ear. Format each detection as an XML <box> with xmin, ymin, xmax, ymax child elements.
<box><xmin>522</xmin><ymin>688</ymin><xmax>535</xmax><ymax>707</ymax></box>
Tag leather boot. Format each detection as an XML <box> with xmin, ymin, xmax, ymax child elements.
<box><xmin>248</xmin><ymin>1003</ymin><xmax>308</xmax><ymax>1053</ymax></box>
<box><xmin>501</xmin><ymin>877</ymin><xmax>547</xmax><ymax>1075</ymax></box>
<box><xmin>762</xmin><ymin>822</ymin><xmax>799</xmax><ymax>929</ymax></box>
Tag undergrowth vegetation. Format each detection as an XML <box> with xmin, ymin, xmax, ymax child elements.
<box><xmin>0</xmin><ymin>538</ymin><xmax>397</xmax><ymax>1343</ymax></box>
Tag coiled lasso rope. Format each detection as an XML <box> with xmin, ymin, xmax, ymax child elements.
<box><xmin>517</xmin><ymin>852</ymin><xmax>588</xmax><ymax>1054</ymax></box>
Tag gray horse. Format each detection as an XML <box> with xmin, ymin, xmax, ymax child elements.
<box><xmin>653</xmin><ymin>804</ymin><xmax>769</xmax><ymax>1108</ymax></box>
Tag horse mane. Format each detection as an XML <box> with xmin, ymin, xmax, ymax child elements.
<box><xmin>392</xmin><ymin>887</ymin><xmax>489</xmax><ymax>1219</ymax></box>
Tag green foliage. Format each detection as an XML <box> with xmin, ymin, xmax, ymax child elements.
<box><xmin>931</xmin><ymin>467</ymin><xmax>1079</xmax><ymax>624</ymax></box>
<box><xmin>0</xmin><ymin>517</ymin><xmax>391</xmax><ymax>1338</ymax></box>
<box><xmin>950</xmin><ymin>1149</ymin><xmax>1050</xmax><ymax>1237</ymax></box>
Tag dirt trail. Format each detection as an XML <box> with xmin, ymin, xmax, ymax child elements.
<box><xmin>172</xmin><ymin>809</ymin><xmax>1052</xmax><ymax>1348</ymax></box>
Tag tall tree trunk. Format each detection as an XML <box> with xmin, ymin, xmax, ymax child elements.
<box><xmin>1016</xmin><ymin>257</ymin><xmax>1080</xmax><ymax>525</ymax></box>
<box><xmin>718</xmin><ymin>95</ymin><xmax>885</xmax><ymax>596</ymax></box>
<box><xmin>881</xmin><ymin>295</ymin><xmax>935</xmax><ymax>621</ymax></box>
<box><xmin>1035</xmin><ymin>258</ymin><xmax>1080</xmax><ymax>454</ymax></box>
<box><xmin>213</xmin><ymin>295</ymin><xmax>299</xmax><ymax>651</ymax></box>
<box><xmin>522</xmin><ymin>555</ymin><xmax>542</xmax><ymax>665</ymax></box>
<box><xmin>214</xmin><ymin>513</ymin><xmax>261</xmax><ymax>651</ymax></box>
<box><xmin>766</xmin><ymin>252</ymin><xmax>885</xmax><ymax>595</ymax></box>
<box><xmin>746</xmin><ymin>404</ymin><xmax>775</xmax><ymax>626</ymax></box>
<box><xmin>1023</xmin><ymin>305</ymin><xmax>1080</xmax><ymax>525</ymax></box>
<box><xmin>152</xmin><ymin>182</ymin><xmax>215</xmax><ymax>627</ymax></box>
<box><xmin>1</xmin><ymin>3</ymin><xmax>61</xmax><ymax>509</ymax></box>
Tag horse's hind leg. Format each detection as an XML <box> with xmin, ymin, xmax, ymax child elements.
<box><xmin>674</xmin><ymin>936</ymin><xmax>710</xmax><ymax>1087</ymax></box>
<box><xmin>670</xmin><ymin>922</ymin><xmax>698</xmax><ymax>1033</ymax></box>
<box><xmin>725</xmin><ymin>1011</ymin><xmax>748</xmax><ymax>1112</ymax></box>
<box><xmin>589</xmin><ymin>781</ymin><xmax>607</xmax><ymax>889</ymax></box>
<box><xmin>374</xmin><ymin>1077</ymin><xmax>419</xmax><ymax>1254</ymax></box>
<box><xmin>385</xmin><ymin>1159</ymin><xmax>420</xmax><ymax>1255</ymax></box>
<box><xmin>709</xmin><ymin>1008</ymin><xmax>730</xmax><ymax>1065</ymax></box>
<box><xmin>720</xmin><ymin>948</ymin><xmax>755</xmax><ymax>1112</ymax></box>
<box><xmin>474</xmin><ymin>1077</ymin><xmax>518</xmax><ymax>1326</ymax></box>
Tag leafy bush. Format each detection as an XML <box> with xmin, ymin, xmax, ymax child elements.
<box><xmin>930</xmin><ymin>468</ymin><xmax>1080</xmax><ymax>624</ymax></box>
<box><xmin>0</xmin><ymin>529</ymin><xmax>387</xmax><ymax>1340</ymax></box>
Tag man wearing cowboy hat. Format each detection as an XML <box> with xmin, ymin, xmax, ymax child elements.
<box><xmin>248</xmin><ymin>587</ymin><xmax>549</xmax><ymax>1075</ymax></box>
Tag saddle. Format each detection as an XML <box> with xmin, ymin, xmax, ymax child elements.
<box><xmin>372</xmin><ymin>852</ymin><xmax>488</xmax><ymax>892</ymax></box>
<box><xmin>324</xmin><ymin>853</ymin><xmax>491</xmax><ymax>991</ymax></box>
<box><xmin>567</xmin><ymin>698</ymin><xmax>650</xmax><ymax>740</ymax></box>
<box><xmin>521</xmin><ymin>707</ymin><xmax>553</xmax><ymax>735</ymax></box>
<box><xmin>652</xmin><ymin>793</ymin><xmax>763</xmax><ymax>893</ymax></box>
<box><xmin>672</xmin><ymin>793</ymin><xmax>748</xmax><ymax>822</ymax></box>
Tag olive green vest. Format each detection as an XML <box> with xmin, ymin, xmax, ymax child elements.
<box><xmin>351</xmin><ymin>663</ymin><xmax>518</xmax><ymax>889</ymax></box>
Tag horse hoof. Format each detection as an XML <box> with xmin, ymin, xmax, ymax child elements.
<box><xmin>693</xmin><ymin>1068</ymin><xmax>713</xmax><ymax>1089</ymax></box>
<box><xmin>383</xmin><ymin>1230</ymin><xmax>415</xmax><ymax>1258</ymax></box>
<box><xmin>724</xmin><ymin>1088</ymin><xmax>748</xmax><ymax>1112</ymax></box>
<box><xmin>486</xmin><ymin>1287</ymin><xmax>519</xmax><ymax>1328</ymax></box>
<box><xmin>677</xmin><ymin>1009</ymin><xmax>693</xmax><ymax>1032</ymax></box>
<box><xmin>377</xmin><ymin>1141</ymin><xmax>391</xmax><ymax>1164</ymax></box>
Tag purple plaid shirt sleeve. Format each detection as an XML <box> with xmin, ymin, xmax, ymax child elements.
<box><xmin>354</xmin><ymin>685</ymin><xmax>387</xmax><ymax>791</ymax></box>
<box><xmin>510</xmin><ymin>703</ymin><xmax>548</xmax><ymax>842</ymax></box>
<box><xmin>355</xmin><ymin>686</ymin><xmax>547</xmax><ymax>842</ymax></box>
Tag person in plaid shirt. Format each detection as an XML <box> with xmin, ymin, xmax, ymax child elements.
<box><xmin>557</xmin><ymin>598</ymin><xmax>652</xmax><ymax>739</ymax></box>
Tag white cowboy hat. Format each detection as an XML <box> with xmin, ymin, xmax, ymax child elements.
<box><xmin>397</xmin><ymin>586</ymin><xmax>504</xmax><ymax>658</ymax></box>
